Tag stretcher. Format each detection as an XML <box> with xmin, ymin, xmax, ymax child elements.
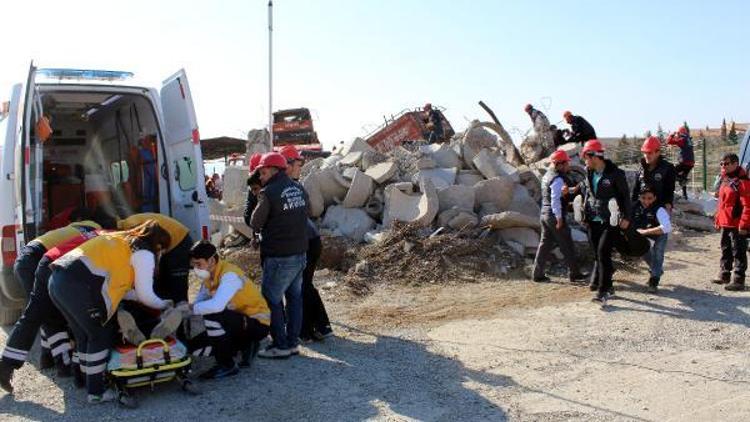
<box><xmin>107</xmin><ymin>338</ymin><xmax>199</xmax><ymax>406</ymax></box>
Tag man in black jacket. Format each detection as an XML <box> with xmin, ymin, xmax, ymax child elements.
<box><xmin>250</xmin><ymin>152</ymin><xmax>309</xmax><ymax>359</ymax></box>
<box><xmin>580</xmin><ymin>139</ymin><xmax>632</xmax><ymax>305</ymax></box>
<box><xmin>564</xmin><ymin>111</ymin><xmax>597</xmax><ymax>147</ymax></box>
<box><xmin>632</xmin><ymin>136</ymin><xmax>676</xmax><ymax>212</ymax></box>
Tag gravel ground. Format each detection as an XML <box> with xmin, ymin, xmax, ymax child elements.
<box><xmin>1</xmin><ymin>230</ymin><xmax>749</xmax><ymax>421</ymax></box>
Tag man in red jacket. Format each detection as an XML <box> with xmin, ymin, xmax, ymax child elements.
<box><xmin>713</xmin><ymin>153</ymin><xmax>750</xmax><ymax>291</ymax></box>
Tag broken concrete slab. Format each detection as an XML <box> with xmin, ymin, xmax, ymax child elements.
<box><xmin>342</xmin><ymin>170</ymin><xmax>374</xmax><ymax>208</ymax></box>
<box><xmin>361</xmin><ymin>150</ymin><xmax>387</xmax><ymax>170</ymax></box>
<box><xmin>221</xmin><ymin>165</ymin><xmax>250</xmax><ymax>208</ymax></box>
<box><xmin>365</xmin><ymin>161</ymin><xmax>398</xmax><ymax>184</ymax></box>
<box><xmin>447</xmin><ymin>210</ymin><xmax>478</xmax><ymax>230</ymax></box>
<box><xmin>413</xmin><ymin>167</ymin><xmax>458</xmax><ymax>190</ymax></box>
<box><xmin>472</xmin><ymin>149</ymin><xmax>519</xmax><ymax>182</ymax></box>
<box><xmin>437</xmin><ymin>185</ymin><xmax>475</xmax><ymax>212</ymax></box>
<box><xmin>481</xmin><ymin>211</ymin><xmax>541</xmax><ymax>230</ymax></box>
<box><xmin>301</xmin><ymin>157</ymin><xmax>325</xmax><ymax>180</ymax></box>
<box><xmin>341</xmin><ymin>137</ymin><xmax>375</xmax><ymax>156</ymax></box>
<box><xmin>474</xmin><ymin>176</ymin><xmax>515</xmax><ymax>210</ymax></box>
<box><xmin>383</xmin><ymin>179</ymin><xmax>439</xmax><ymax>228</ymax></box>
<box><xmin>342</xmin><ymin>166</ymin><xmax>359</xmax><ymax>180</ymax></box>
<box><xmin>315</xmin><ymin>167</ymin><xmax>350</xmax><ymax>206</ymax></box>
<box><xmin>302</xmin><ymin>173</ymin><xmax>326</xmax><ymax>217</ymax></box>
<box><xmin>499</xmin><ymin>227</ymin><xmax>540</xmax><ymax>251</ymax></box>
<box><xmin>420</xmin><ymin>143</ymin><xmax>462</xmax><ymax>168</ymax></box>
<box><xmin>461</xmin><ymin>122</ymin><xmax>500</xmax><ymax>169</ymax></box>
<box><xmin>392</xmin><ymin>182</ymin><xmax>414</xmax><ymax>194</ymax></box>
<box><xmin>321</xmin><ymin>205</ymin><xmax>376</xmax><ymax>243</ymax></box>
<box><xmin>507</xmin><ymin>184</ymin><xmax>541</xmax><ymax>217</ymax></box>
<box><xmin>416</xmin><ymin>156</ymin><xmax>437</xmax><ymax>170</ymax></box>
<box><xmin>505</xmin><ymin>240</ymin><xmax>525</xmax><ymax>256</ymax></box>
<box><xmin>340</xmin><ymin>151</ymin><xmax>363</xmax><ymax>167</ymax></box>
<box><xmin>457</xmin><ymin>170</ymin><xmax>484</xmax><ymax>187</ymax></box>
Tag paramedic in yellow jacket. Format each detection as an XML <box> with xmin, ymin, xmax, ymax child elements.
<box><xmin>118</xmin><ymin>213</ymin><xmax>193</xmax><ymax>304</ymax></box>
<box><xmin>48</xmin><ymin>220</ymin><xmax>172</xmax><ymax>404</ymax></box>
<box><xmin>187</xmin><ymin>241</ymin><xmax>270</xmax><ymax>379</ymax></box>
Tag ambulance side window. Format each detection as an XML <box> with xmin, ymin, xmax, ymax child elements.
<box><xmin>174</xmin><ymin>156</ymin><xmax>196</xmax><ymax>191</ymax></box>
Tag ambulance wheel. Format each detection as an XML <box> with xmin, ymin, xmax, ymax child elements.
<box><xmin>181</xmin><ymin>379</ymin><xmax>201</xmax><ymax>396</ymax></box>
<box><xmin>0</xmin><ymin>290</ymin><xmax>23</xmax><ymax>326</ymax></box>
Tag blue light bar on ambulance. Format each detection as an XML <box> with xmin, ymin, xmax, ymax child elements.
<box><xmin>36</xmin><ymin>68</ymin><xmax>134</xmax><ymax>81</ymax></box>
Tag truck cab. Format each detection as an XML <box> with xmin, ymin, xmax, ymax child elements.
<box><xmin>0</xmin><ymin>65</ymin><xmax>210</xmax><ymax>324</ymax></box>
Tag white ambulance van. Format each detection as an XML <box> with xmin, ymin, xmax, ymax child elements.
<box><xmin>0</xmin><ymin>65</ymin><xmax>210</xmax><ymax>324</ymax></box>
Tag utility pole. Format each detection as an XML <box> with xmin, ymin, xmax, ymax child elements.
<box><xmin>268</xmin><ymin>0</ymin><xmax>274</xmax><ymax>145</ymax></box>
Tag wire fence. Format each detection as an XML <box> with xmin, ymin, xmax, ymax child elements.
<box><xmin>608</xmin><ymin>137</ymin><xmax>741</xmax><ymax>193</ymax></box>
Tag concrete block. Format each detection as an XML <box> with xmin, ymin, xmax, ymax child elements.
<box><xmin>474</xmin><ymin>177</ymin><xmax>515</xmax><ymax>210</ymax></box>
<box><xmin>499</xmin><ymin>227</ymin><xmax>540</xmax><ymax>250</ymax></box>
<box><xmin>302</xmin><ymin>173</ymin><xmax>326</xmax><ymax>217</ymax></box>
<box><xmin>481</xmin><ymin>211</ymin><xmax>541</xmax><ymax>230</ymax></box>
<box><xmin>321</xmin><ymin>205</ymin><xmax>376</xmax><ymax>243</ymax></box>
<box><xmin>473</xmin><ymin>149</ymin><xmax>519</xmax><ymax>182</ymax></box>
<box><xmin>365</xmin><ymin>161</ymin><xmax>398</xmax><ymax>184</ymax></box>
<box><xmin>361</xmin><ymin>150</ymin><xmax>387</xmax><ymax>170</ymax></box>
<box><xmin>316</xmin><ymin>167</ymin><xmax>350</xmax><ymax>206</ymax></box>
<box><xmin>383</xmin><ymin>179</ymin><xmax>439</xmax><ymax>228</ymax></box>
<box><xmin>342</xmin><ymin>166</ymin><xmax>359</xmax><ymax>180</ymax></box>
<box><xmin>221</xmin><ymin>165</ymin><xmax>250</xmax><ymax>208</ymax></box>
<box><xmin>437</xmin><ymin>185</ymin><xmax>475</xmax><ymax>212</ymax></box>
<box><xmin>457</xmin><ymin>170</ymin><xmax>484</xmax><ymax>187</ymax></box>
<box><xmin>392</xmin><ymin>182</ymin><xmax>414</xmax><ymax>194</ymax></box>
<box><xmin>342</xmin><ymin>137</ymin><xmax>374</xmax><ymax>156</ymax></box>
<box><xmin>507</xmin><ymin>184</ymin><xmax>540</xmax><ymax>217</ymax></box>
<box><xmin>342</xmin><ymin>169</ymin><xmax>374</xmax><ymax>208</ymax></box>
<box><xmin>420</xmin><ymin>143</ymin><xmax>462</xmax><ymax>168</ymax></box>
<box><xmin>340</xmin><ymin>151</ymin><xmax>363</xmax><ymax>167</ymax></box>
<box><xmin>505</xmin><ymin>240</ymin><xmax>525</xmax><ymax>256</ymax></box>
<box><xmin>417</xmin><ymin>156</ymin><xmax>437</xmax><ymax>170</ymax></box>
<box><xmin>413</xmin><ymin>167</ymin><xmax>458</xmax><ymax>190</ymax></box>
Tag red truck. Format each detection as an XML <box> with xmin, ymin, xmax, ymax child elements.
<box><xmin>365</xmin><ymin>107</ymin><xmax>454</xmax><ymax>153</ymax></box>
<box><xmin>272</xmin><ymin>108</ymin><xmax>328</xmax><ymax>157</ymax></box>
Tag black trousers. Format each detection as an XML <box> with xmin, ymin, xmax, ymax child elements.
<box><xmin>1</xmin><ymin>256</ymin><xmax>71</xmax><ymax>369</ymax></box>
<box><xmin>156</xmin><ymin>235</ymin><xmax>192</xmax><ymax>304</ymax></box>
<box><xmin>188</xmin><ymin>310</ymin><xmax>269</xmax><ymax>367</ymax></box>
<box><xmin>301</xmin><ymin>236</ymin><xmax>330</xmax><ymax>337</ymax></box>
<box><xmin>587</xmin><ymin>221</ymin><xmax>618</xmax><ymax>294</ymax></box>
<box><xmin>532</xmin><ymin>214</ymin><xmax>580</xmax><ymax>279</ymax></box>
<box><xmin>49</xmin><ymin>261</ymin><xmax>116</xmax><ymax>396</ymax></box>
<box><xmin>14</xmin><ymin>242</ymin><xmax>46</xmax><ymax>295</ymax></box>
<box><xmin>720</xmin><ymin>228</ymin><xmax>747</xmax><ymax>278</ymax></box>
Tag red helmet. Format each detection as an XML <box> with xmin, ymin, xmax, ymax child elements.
<box><xmin>581</xmin><ymin>139</ymin><xmax>605</xmax><ymax>156</ymax></box>
<box><xmin>563</xmin><ymin>110</ymin><xmax>573</xmax><ymax>119</ymax></box>
<box><xmin>677</xmin><ymin>126</ymin><xmax>689</xmax><ymax>136</ymax></box>
<box><xmin>550</xmin><ymin>149</ymin><xmax>570</xmax><ymax>163</ymax></box>
<box><xmin>257</xmin><ymin>152</ymin><xmax>288</xmax><ymax>170</ymax></box>
<box><xmin>524</xmin><ymin>103</ymin><xmax>533</xmax><ymax>113</ymax></box>
<box><xmin>248</xmin><ymin>153</ymin><xmax>262</xmax><ymax>173</ymax></box>
<box><xmin>640</xmin><ymin>136</ymin><xmax>661</xmax><ymax>153</ymax></box>
<box><xmin>279</xmin><ymin>145</ymin><xmax>302</xmax><ymax>162</ymax></box>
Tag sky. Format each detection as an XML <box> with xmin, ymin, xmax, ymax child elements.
<box><xmin>2</xmin><ymin>0</ymin><xmax>749</xmax><ymax>150</ymax></box>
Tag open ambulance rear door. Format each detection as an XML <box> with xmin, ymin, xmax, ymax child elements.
<box><xmin>160</xmin><ymin>69</ymin><xmax>210</xmax><ymax>241</ymax></box>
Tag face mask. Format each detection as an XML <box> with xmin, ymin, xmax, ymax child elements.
<box><xmin>192</xmin><ymin>268</ymin><xmax>210</xmax><ymax>280</ymax></box>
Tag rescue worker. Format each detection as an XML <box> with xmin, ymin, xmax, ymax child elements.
<box><xmin>712</xmin><ymin>153</ymin><xmax>750</xmax><ymax>291</ymax></box>
<box><xmin>249</xmin><ymin>152</ymin><xmax>309</xmax><ymax>359</ymax></box>
<box><xmin>243</xmin><ymin>153</ymin><xmax>263</xmax><ymax>227</ymax></box>
<box><xmin>0</xmin><ymin>229</ymin><xmax>103</xmax><ymax>393</ymax></box>
<box><xmin>117</xmin><ymin>213</ymin><xmax>193</xmax><ymax>304</ymax></box>
<box><xmin>563</xmin><ymin>111</ymin><xmax>597</xmax><ymax>147</ymax></box>
<box><xmin>525</xmin><ymin>104</ymin><xmax>554</xmax><ymax>155</ymax></box>
<box><xmin>279</xmin><ymin>146</ymin><xmax>332</xmax><ymax>341</ymax></box>
<box><xmin>667</xmin><ymin>125</ymin><xmax>695</xmax><ymax>200</ymax></box>
<box><xmin>423</xmin><ymin>103</ymin><xmax>444</xmax><ymax>143</ymax></box>
<box><xmin>580</xmin><ymin>139</ymin><xmax>632</xmax><ymax>305</ymax></box>
<box><xmin>9</xmin><ymin>214</ymin><xmax>101</xmax><ymax>369</ymax></box>
<box><xmin>186</xmin><ymin>241</ymin><xmax>270</xmax><ymax>379</ymax></box>
<box><xmin>531</xmin><ymin>149</ymin><xmax>588</xmax><ymax>283</ymax></box>
<box><xmin>48</xmin><ymin>221</ymin><xmax>172</xmax><ymax>404</ymax></box>
<box><xmin>632</xmin><ymin>136</ymin><xmax>676</xmax><ymax>211</ymax></box>
<box><xmin>632</xmin><ymin>185</ymin><xmax>672</xmax><ymax>293</ymax></box>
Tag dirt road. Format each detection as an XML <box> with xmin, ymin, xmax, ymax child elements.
<box><xmin>1</xmin><ymin>230</ymin><xmax>749</xmax><ymax>421</ymax></box>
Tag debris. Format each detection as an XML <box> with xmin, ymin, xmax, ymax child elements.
<box><xmin>499</xmin><ymin>227</ymin><xmax>540</xmax><ymax>255</ymax></box>
<box><xmin>340</xmin><ymin>151</ymin><xmax>363</xmax><ymax>167</ymax></box>
<box><xmin>321</xmin><ymin>205</ymin><xmax>376</xmax><ymax>242</ymax></box>
<box><xmin>413</xmin><ymin>167</ymin><xmax>458</xmax><ymax>190</ymax></box>
<box><xmin>383</xmin><ymin>179</ymin><xmax>439</xmax><ymax>228</ymax></box>
<box><xmin>437</xmin><ymin>185</ymin><xmax>475</xmax><ymax>212</ymax></box>
<box><xmin>420</xmin><ymin>143</ymin><xmax>462</xmax><ymax>168</ymax></box>
<box><xmin>342</xmin><ymin>170</ymin><xmax>374</xmax><ymax>208</ymax></box>
<box><xmin>364</xmin><ymin>161</ymin><xmax>398</xmax><ymax>184</ymax></box>
<box><xmin>474</xmin><ymin>177</ymin><xmax>515</xmax><ymax>211</ymax></box>
<box><xmin>481</xmin><ymin>211</ymin><xmax>541</xmax><ymax>230</ymax></box>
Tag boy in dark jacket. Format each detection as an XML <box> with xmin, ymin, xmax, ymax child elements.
<box><xmin>712</xmin><ymin>153</ymin><xmax>750</xmax><ymax>291</ymax></box>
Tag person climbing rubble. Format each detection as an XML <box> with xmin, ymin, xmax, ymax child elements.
<box><xmin>423</xmin><ymin>103</ymin><xmax>444</xmax><ymax>143</ymax></box>
<box><xmin>524</xmin><ymin>104</ymin><xmax>554</xmax><ymax>156</ymax></box>
<box><xmin>712</xmin><ymin>153</ymin><xmax>750</xmax><ymax>292</ymax></box>
<box><xmin>563</xmin><ymin>111</ymin><xmax>597</xmax><ymax>147</ymax></box>
<box><xmin>632</xmin><ymin>136</ymin><xmax>676</xmax><ymax>212</ymax></box>
<box><xmin>531</xmin><ymin>149</ymin><xmax>588</xmax><ymax>283</ymax></box>
<box><xmin>666</xmin><ymin>125</ymin><xmax>695</xmax><ymax>200</ymax></box>
<box><xmin>579</xmin><ymin>139</ymin><xmax>631</xmax><ymax>306</ymax></box>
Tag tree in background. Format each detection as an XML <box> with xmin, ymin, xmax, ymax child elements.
<box><xmin>657</xmin><ymin>123</ymin><xmax>665</xmax><ymax>141</ymax></box>
<box><xmin>721</xmin><ymin>118</ymin><xmax>728</xmax><ymax>141</ymax></box>
<box><xmin>644</xmin><ymin>130</ymin><xmax>653</xmax><ymax>138</ymax></box>
<box><xmin>728</xmin><ymin>121</ymin><xmax>738</xmax><ymax>144</ymax></box>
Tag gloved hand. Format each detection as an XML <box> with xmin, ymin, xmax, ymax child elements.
<box><xmin>162</xmin><ymin>299</ymin><xmax>175</xmax><ymax>310</ymax></box>
<box><xmin>117</xmin><ymin>309</ymin><xmax>147</xmax><ymax>345</ymax></box>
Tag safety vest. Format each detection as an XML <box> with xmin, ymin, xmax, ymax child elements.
<box><xmin>117</xmin><ymin>213</ymin><xmax>189</xmax><ymax>252</ymax></box>
<box><xmin>205</xmin><ymin>261</ymin><xmax>270</xmax><ymax>325</ymax></box>
<box><xmin>33</xmin><ymin>221</ymin><xmax>101</xmax><ymax>250</ymax></box>
<box><xmin>59</xmin><ymin>233</ymin><xmax>136</xmax><ymax>320</ymax></box>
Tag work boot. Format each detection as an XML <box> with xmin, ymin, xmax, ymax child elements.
<box><xmin>239</xmin><ymin>341</ymin><xmax>260</xmax><ymax>368</ymax></box>
<box><xmin>0</xmin><ymin>361</ymin><xmax>14</xmax><ymax>394</ymax></box>
<box><xmin>117</xmin><ymin>309</ymin><xmax>147</xmax><ymax>345</ymax></box>
<box><xmin>570</xmin><ymin>272</ymin><xmax>589</xmax><ymax>283</ymax></box>
<box><xmin>712</xmin><ymin>272</ymin><xmax>731</xmax><ymax>285</ymax></box>
<box><xmin>532</xmin><ymin>275</ymin><xmax>551</xmax><ymax>283</ymax></box>
<box><xmin>647</xmin><ymin>276</ymin><xmax>660</xmax><ymax>294</ymax></box>
<box><xmin>199</xmin><ymin>362</ymin><xmax>239</xmax><ymax>379</ymax></box>
<box><xmin>151</xmin><ymin>307</ymin><xmax>183</xmax><ymax>339</ymax></box>
<box><xmin>725</xmin><ymin>275</ymin><xmax>746</xmax><ymax>291</ymax></box>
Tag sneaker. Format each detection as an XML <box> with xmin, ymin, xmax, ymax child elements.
<box><xmin>0</xmin><ymin>362</ymin><xmax>14</xmax><ymax>394</ymax></box>
<box><xmin>532</xmin><ymin>276</ymin><xmax>551</xmax><ymax>283</ymax></box>
<box><xmin>647</xmin><ymin>277</ymin><xmax>659</xmax><ymax>294</ymax></box>
<box><xmin>199</xmin><ymin>363</ymin><xmax>240</xmax><ymax>379</ymax></box>
<box><xmin>87</xmin><ymin>388</ymin><xmax>118</xmax><ymax>404</ymax></box>
<box><xmin>257</xmin><ymin>346</ymin><xmax>292</xmax><ymax>359</ymax></box>
<box><xmin>239</xmin><ymin>342</ymin><xmax>260</xmax><ymax>368</ymax></box>
<box><xmin>591</xmin><ymin>293</ymin><xmax>608</xmax><ymax>306</ymax></box>
<box><xmin>712</xmin><ymin>273</ymin><xmax>731</xmax><ymax>285</ymax></box>
<box><xmin>569</xmin><ymin>272</ymin><xmax>589</xmax><ymax>283</ymax></box>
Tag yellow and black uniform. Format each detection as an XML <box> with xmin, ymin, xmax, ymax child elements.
<box><xmin>47</xmin><ymin>233</ymin><xmax>165</xmax><ymax>396</ymax></box>
<box><xmin>188</xmin><ymin>260</ymin><xmax>270</xmax><ymax>368</ymax></box>
<box><xmin>118</xmin><ymin>213</ymin><xmax>192</xmax><ymax>303</ymax></box>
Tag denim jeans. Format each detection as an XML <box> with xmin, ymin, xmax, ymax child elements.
<box><xmin>643</xmin><ymin>234</ymin><xmax>668</xmax><ymax>278</ymax></box>
<box><xmin>261</xmin><ymin>253</ymin><xmax>306</xmax><ymax>350</ymax></box>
